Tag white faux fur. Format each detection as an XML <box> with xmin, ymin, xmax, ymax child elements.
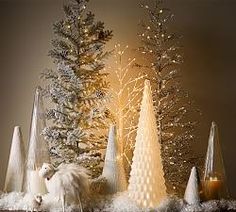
<box><xmin>0</xmin><ymin>192</ymin><xmax>236</xmax><ymax>211</ymax></box>
<box><xmin>39</xmin><ymin>163</ymin><xmax>90</xmax><ymax>212</ymax></box>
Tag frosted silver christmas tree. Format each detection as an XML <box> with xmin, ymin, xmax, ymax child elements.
<box><xmin>25</xmin><ymin>87</ymin><xmax>50</xmax><ymax>194</ymax></box>
<box><xmin>128</xmin><ymin>80</ymin><xmax>167</xmax><ymax>208</ymax></box>
<box><xmin>41</xmin><ymin>0</ymin><xmax>113</xmax><ymax>178</ymax></box>
<box><xmin>102</xmin><ymin>125</ymin><xmax>127</xmax><ymax>193</ymax></box>
<box><xmin>203</xmin><ymin>122</ymin><xmax>229</xmax><ymax>200</ymax></box>
<box><xmin>4</xmin><ymin>126</ymin><xmax>26</xmax><ymax>192</ymax></box>
<box><xmin>184</xmin><ymin>167</ymin><xmax>200</xmax><ymax>205</ymax></box>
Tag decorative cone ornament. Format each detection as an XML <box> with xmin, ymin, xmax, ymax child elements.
<box><xmin>102</xmin><ymin>125</ymin><xmax>127</xmax><ymax>193</ymax></box>
<box><xmin>24</xmin><ymin>86</ymin><xmax>50</xmax><ymax>194</ymax></box>
<box><xmin>184</xmin><ymin>167</ymin><xmax>200</xmax><ymax>205</ymax></box>
<box><xmin>4</xmin><ymin>126</ymin><xmax>26</xmax><ymax>192</ymax></box>
<box><xmin>203</xmin><ymin>121</ymin><xmax>229</xmax><ymax>200</ymax></box>
<box><xmin>128</xmin><ymin>80</ymin><xmax>167</xmax><ymax>208</ymax></box>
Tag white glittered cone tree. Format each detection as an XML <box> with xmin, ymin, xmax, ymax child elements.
<box><xmin>4</xmin><ymin>126</ymin><xmax>26</xmax><ymax>192</ymax></box>
<box><xmin>184</xmin><ymin>167</ymin><xmax>200</xmax><ymax>205</ymax></box>
<box><xmin>102</xmin><ymin>125</ymin><xmax>127</xmax><ymax>193</ymax></box>
<box><xmin>25</xmin><ymin>86</ymin><xmax>50</xmax><ymax>194</ymax></box>
<box><xmin>128</xmin><ymin>80</ymin><xmax>167</xmax><ymax>208</ymax></box>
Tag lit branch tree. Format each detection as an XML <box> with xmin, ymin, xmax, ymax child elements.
<box><xmin>107</xmin><ymin>44</ymin><xmax>144</xmax><ymax>174</ymax></box>
<box><xmin>41</xmin><ymin>0</ymin><xmax>113</xmax><ymax>178</ymax></box>
<box><xmin>139</xmin><ymin>1</ymin><xmax>199</xmax><ymax>195</ymax></box>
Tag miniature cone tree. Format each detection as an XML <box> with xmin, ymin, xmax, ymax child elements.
<box><xmin>184</xmin><ymin>167</ymin><xmax>200</xmax><ymax>205</ymax></box>
<box><xmin>25</xmin><ymin>87</ymin><xmax>50</xmax><ymax>194</ymax></box>
<box><xmin>4</xmin><ymin>126</ymin><xmax>26</xmax><ymax>192</ymax></box>
<box><xmin>102</xmin><ymin>125</ymin><xmax>127</xmax><ymax>193</ymax></box>
<box><xmin>203</xmin><ymin>122</ymin><xmax>229</xmax><ymax>200</ymax></box>
<box><xmin>128</xmin><ymin>80</ymin><xmax>167</xmax><ymax>208</ymax></box>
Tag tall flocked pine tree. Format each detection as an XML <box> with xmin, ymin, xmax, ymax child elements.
<box><xmin>41</xmin><ymin>0</ymin><xmax>113</xmax><ymax>178</ymax></box>
<box><xmin>139</xmin><ymin>0</ymin><xmax>199</xmax><ymax>195</ymax></box>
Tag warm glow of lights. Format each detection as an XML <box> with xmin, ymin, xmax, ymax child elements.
<box><xmin>107</xmin><ymin>44</ymin><xmax>144</xmax><ymax>170</ymax></box>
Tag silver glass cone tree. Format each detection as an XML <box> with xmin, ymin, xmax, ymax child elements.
<box><xmin>203</xmin><ymin>121</ymin><xmax>229</xmax><ymax>200</ymax></box>
<box><xmin>25</xmin><ymin>86</ymin><xmax>50</xmax><ymax>194</ymax></box>
<box><xmin>4</xmin><ymin>126</ymin><xmax>26</xmax><ymax>192</ymax></box>
<box><xmin>128</xmin><ymin>80</ymin><xmax>167</xmax><ymax>208</ymax></box>
<box><xmin>102</xmin><ymin>125</ymin><xmax>127</xmax><ymax>194</ymax></box>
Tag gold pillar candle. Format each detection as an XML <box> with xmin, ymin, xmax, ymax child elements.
<box><xmin>204</xmin><ymin>177</ymin><xmax>222</xmax><ymax>200</ymax></box>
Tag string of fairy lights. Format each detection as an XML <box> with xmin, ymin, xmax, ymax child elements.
<box><xmin>135</xmin><ymin>2</ymin><xmax>198</xmax><ymax>194</ymax></box>
<box><xmin>106</xmin><ymin>44</ymin><xmax>146</xmax><ymax>169</ymax></box>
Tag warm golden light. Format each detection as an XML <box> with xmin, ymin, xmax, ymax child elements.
<box><xmin>203</xmin><ymin>176</ymin><xmax>222</xmax><ymax>200</ymax></box>
<box><xmin>107</xmin><ymin>44</ymin><xmax>145</xmax><ymax>171</ymax></box>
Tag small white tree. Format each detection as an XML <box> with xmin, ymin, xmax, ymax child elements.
<box><xmin>128</xmin><ymin>80</ymin><xmax>167</xmax><ymax>208</ymax></box>
<box><xmin>184</xmin><ymin>167</ymin><xmax>200</xmax><ymax>205</ymax></box>
<box><xmin>102</xmin><ymin>125</ymin><xmax>127</xmax><ymax>193</ymax></box>
<box><xmin>4</xmin><ymin>126</ymin><xmax>26</xmax><ymax>192</ymax></box>
<box><xmin>24</xmin><ymin>87</ymin><xmax>50</xmax><ymax>194</ymax></box>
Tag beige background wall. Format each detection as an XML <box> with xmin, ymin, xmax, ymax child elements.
<box><xmin>1</xmin><ymin>0</ymin><xmax>236</xmax><ymax>196</ymax></box>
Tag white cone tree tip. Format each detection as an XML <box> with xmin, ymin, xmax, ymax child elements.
<box><xmin>184</xmin><ymin>166</ymin><xmax>200</xmax><ymax>205</ymax></box>
<box><xmin>128</xmin><ymin>79</ymin><xmax>167</xmax><ymax>208</ymax></box>
<box><xmin>102</xmin><ymin>125</ymin><xmax>127</xmax><ymax>193</ymax></box>
<box><xmin>4</xmin><ymin>126</ymin><xmax>26</xmax><ymax>192</ymax></box>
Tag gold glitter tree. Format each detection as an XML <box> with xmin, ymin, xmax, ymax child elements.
<box><xmin>139</xmin><ymin>0</ymin><xmax>199</xmax><ymax>195</ymax></box>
